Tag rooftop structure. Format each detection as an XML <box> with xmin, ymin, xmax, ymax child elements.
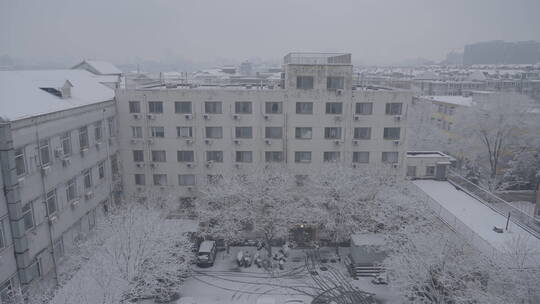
<box><xmin>284</xmin><ymin>52</ymin><xmax>351</xmax><ymax>65</ymax></box>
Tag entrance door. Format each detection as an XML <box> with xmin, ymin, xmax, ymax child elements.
<box><xmin>436</xmin><ymin>164</ymin><xmax>447</xmax><ymax>180</ymax></box>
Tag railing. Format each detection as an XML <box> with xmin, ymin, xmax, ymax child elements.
<box><xmin>448</xmin><ymin>170</ymin><xmax>540</xmax><ymax>239</ymax></box>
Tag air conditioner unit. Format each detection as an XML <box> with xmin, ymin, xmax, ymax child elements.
<box><xmin>352</xmin><ymin>164</ymin><xmax>358</xmax><ymax>169</ymax></box>
<box><xmin>136</xmin><ymin>187</ymin><xmax>144</xmax><ymax>192</ymax></box>
<box><xmin>41</xmin><ymin>165</ymin><xmax>51</xmax><ymax>175</ymax></box>
<box><xmin>130</xmin><ymin>139</ymin><xmax>139</xmax><ymax>144</ymax></box>
<box><xmin>204</xmin><ymin>139</ymin><xmax>212</xmax><ymax>145</ymax></box>
<box><xmin>54</xmin><ymin>148</ymin><xmax>63</xmax><ymax>158</ymax></box>
<box><xmin>352</xmin><ymin>140</ymin><xmax>359</xmax><ymax>145</ymax></box>
<box><xmin>71</xmin><ymin>199</ymin><xmax>80</xmax><ymax>207</ymax></box>
<box><xmin>147</xmin><ymin>114</ymin><xmax>155</xmax><ymax>120</ymax></box>
<box><xmin>392</xmin><ymin>163</ymin><xmax>399</xmax><ymax>169</ymax></box>
<box><xmin>62</xmin><ymin>157</ymin><xmax>71</xmax><ymax>167</ymax></box>
<box><xmin>84</xmin><ymin>191</ymin><xmax>93</xmax><ymax>200</ymax></box>
<box><xmin>334</xmin><ymin>115</ymin><xmax>342</xmax><ymax>121</ymax></box>
<box><xmin>135</xmin><ymin>163</ymin><xmax>144</xmax><ymax>168</ymax></box>
<box><xmin>133</xmin><ymin>114</ymin><xmax>141</xmax><ymax>120</ymax></box>
<box><xmin>206</xmin><ymin>161</ymin><xmax>214</xmax><ymax>168</ymax></box>
<box><xmin>265</xmin><ymin>139</ymin><xmax>271</xmax><ymax>145</ymax></box>
<box><xmin>334</xmin><ymin>140</ymin><xmax>342</xmax><ymax>145</ymax></box>
<box><xmin>48</xmin><ymin>215</ymin><xmax>58</xmax><ymax>224</ymax></box>
<box><xmin>186</xmin><ymin>163</ymin><xmax>195</xmax><ymax>168</ymax></box>
<box><xmin>336</xmin><ymin>89</ymin><xmax>344</xmax><ymax>96</ymax></box>
<box><xmin>150</xmin><ymin>163</ymin><xmax>158</xmax><ymax>169</ymax></box>
<box><xmin>147</xmin><ymin>139</ymin><xmax>154</xmax><ymax>145</ymax></box>
<box><xmin>263</xmin><ymin>114</ymin><xmax>270</xmax><ymax>120</ymax></box>
<box><xmin>234</xmin><ymin>139</ymin><xmax>241</xmax><ymax>145</ymax></box>
<box><xmin>186</xmin><ymin>186</ymin><xmax>193</xmax><ymax>192</ymax></box>
<box><xmin>393</xmin><ymin>140</ymin><xmax>400</xmax><ymax>146</ymax></box>
<box><xmin>354</xmin><ymin>115</ymin><xmax>360</xmax><ymax>121</ymax></box>
<box><xmin>95</xmin><ymin>142</ymin><xmax>102</xmax><ymax>149</ymax></box>
<box><xmin>394</xmin><ymin>115</ymin><xmax>402</xmax><ymax>122</ymax></box>
<box><xmin>235</xmin><ymin>163</ymin><xmax>241</xmax><ymax>169</ymax></box>
<box><xmin>80</xmin><ymin>148</ymin><xmax>88</xmax><ymax>156</ymax></box>
<box><xmin>233</xmin><ymin>114</ymin><xmax>240</xmax><ymax>120</ymax></box>
<box><xmin>185</xmin><ymin>114</ymin><xmax>193</xmax><ymax>120</ymax></box>
<box><xmin>185</xmin><ymin>139</ymin><xmax>193</xmax><ymax>144</ymax></box>
<box><xmin>203</xmin><ymin>114</ymin><xmax>210</xmax><ymax>120</ymax></box>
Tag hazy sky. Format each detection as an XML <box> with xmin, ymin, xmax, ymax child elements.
<box><xmin>1</xmin><ymin>0</ymin><xmax>540</xmax><ymax>65</ymax></box>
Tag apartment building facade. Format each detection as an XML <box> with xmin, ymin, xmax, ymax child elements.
<box><xmin>117</xmin><ymin>53</ymin><xmax>412</xmax><ymax>196</ymax></box>
<box><xmin>0</xmin><ymin>69</ymin><xmax>120</xmax><ymax>296</ymax></box>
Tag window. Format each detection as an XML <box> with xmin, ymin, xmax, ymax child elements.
<box><xmin>426</xmin><ymin>166</ymin><xmax>435</xmax><ymax>176</ymax></box>
<box><xmin>323</xmin><ymin>151</ymin><xmax>340</xmax><ymax>162</ymax></box>
<box><xmin>39</xmin><ymin>139</ymin><xmax>50</xmax><ymax>166</ymax></box>
<box><xmin>22</xmin><ymin>201</ymin><xmax>35</xmax><ymax>231</ymax></box>
<box><xmin>206</xmin><ymin>151</ymin><xmax>223</xmax><ymax>162</ymax></box>
<box><xmin>129</xmin><ymin>101</ymin><xmax>141</xmax><ymax>113</ymax></box>
<box><xmin>175</xmin><ymin>101</ymin><xmax>192</xmax><ymax>114</ymax></box>
<box><xmin>66</xmin><ymin>178</ymin><xmax>77</xmax><ymax>201</ymax></box>
<box><xmin>383</xmin><ymin>127</ymin><xmax>401</xmax><ymax>140</ymax></box>
<box><xmin>177</xmin><ymin>151</ymin><xmax>194</xmax><ymax>162</ymax></box>
<box><xmin>148</xmin><ymin>101</ymin><xmax>163</xmax><ymax>113</ymax></box>
<box><xmin>88</xmin><ymin>209</ymin><xmax>96</xmax><ymax>230</ymax></box>
<box><xmin>53</xmin><ymin>238</ymin><xmax>64</xmax><ymax>261</ymax></box>
<box><xmin>61</xmin><ymin>132</ymin><xmax>72</xmax><ymax>155</ymax></box>
<box><xmin>449</xmin><ymin>106</ymin><xmax>455</xmax><ymax>115</ymax></box>
<box><xmin>15</xmin><ymin>148</ymin><xmax>26</xmax><ymax>176</ymax></box>
<box><xmin>265</xmin><ymin>127</ymin><xmax>282</xmax><ymax>139</ymax></box>
<box><xmin>153</xmin><ymin>174</ymin><xmax>167</xmax><ymax>186</ymax></box>
<box><xmin>235</xmin><ymin>127</ymin><xmax>252</xmax><ymax>138</ymax></box>
<box><xmin>325</xmin><ymin>103</ymin><xmax>343</xmax><ymax>114</ymax></box>
<box><xmin>111</xmin><ymin>154</ymin><xmax>119</xmax><ymax>175</ymax></box>
<box><xmin>407</xmin><ymin>166</ymin><xmax>417</xmax><ymax>177</ymax></box>
<box><xmin>178</xmin><ymin>174</ymin><xmax>196</xmax><ymax>186</ymax></box>
<box><xmin>382</xmin><ymin>152</ymin><xmax>399</xmax><ymax>164</ymax></box>
<box><xmin>438</xmin><ymin>104</ymin><xmax>444</xmax><ymax>113</ymax></box>
<box><xmin>295</xmin><ymin>127</ymin><xmax>312</xmax><ymax>139</ymax></box>
<box><xmin>236</xmin><ymin>151</ymin><xmax>252</xmax><ymax>163</ymax></box>
<box><xmin>205</xmin><ymin>101</ymin><xmax>222</xmax><ymax>114</ymax></box>
<box><xmin>108</xmin><ymin>117</ymin><xmax>116</xmax><ymax>137</ymax></box>
<box><xmin>151</xmin><ymin>150</ymin><xmax>166</xmax><ymax>162</ymax></box>
<box><xmin>296</xmin><ymin>102</ymin><xmax>313</xmax><ymax>114</ymax></box>
<box><xmin>27</xmin><ymin>259</ymin><xmax>41</xmax><ymax>281</ymax></box>
<box><xmin>98</xmin><ymin>162</ymin><xmax>105</xmax><ymax>179</ymax></box>
<box><xmin>79</xmin><ymin>126</ymin><xmax>89</xmax><ymax>149</ymax></box>
<box><xmin>265</xmin><ymin>102</ymin><xmax>282</xmax><ymax>114</ymax></box>
<box><xmin>83</xmin><ymin>169</ymin><xmax>92</xmax><ymax>189</ymax></box>
<box><xmin>207</xmin><ymin>174</ymin><xmax>223</xmax><ymax>184</ymax></box>
<box><xmin>354</xmin><ymin>127</ymin><xmax>371</xmax><ymax>140</ymax></box>
<box><xmin>94</xmin><ymin>121</ymin><xmax>102</xmax><ymax>141</ymax></box>
<box><xmin>324</xmin><ymin>127</ymin><xmax>342</xmax><ymax>139</ymax></box>
<box><xmin>131</xmin><ymin>126</ymin><xmax>143</xmax><ymax>138</ymax></box>
<box><xmin>235</xmin><ymin>102</ymin><xmax>252</xmax><ymax>114</ymax></box>
<box><xmin>46</xmin><ymin>189</ymin><xmax>57</xmax><ymax>215</ymax></box>
<box><xmin>353</xmin><ymin>152</ymin><xmax>370</xmax><ymax>163</ymax></box>
<box><xmin>205</xmin><ymin>127</ymin><xmax>222</xmax><ymax>138</ymax></box>
<box><xmin>327</xmin><ymin>76</ymin><xmax>344</xmax><ymax>90</ymax></box>
<box><xmin>135</xmin><ymin>174</ymin><xmax>145</xmax><ymax>185</ymax></box>
<box><xmin>296</xmin><ymin>76</ymin><xmax>314</xmax><ymax>89</ymax></box>
<box><xmin>265</xmin><ymin>151</ymin><xmax>283</xmax><ymax>162</ymax></box>
<box><xmin>133</xmin><ymin>150</ymin><xmax>144</xmax><ymax>162</ymax></box>
<box><xmin>385</xmin><ymin>103</ymin><xmax>403</xmax><ymax>115</ymax></box>
<box><xmin>355</xmin><ymin>102</ymin><xmax>373</xmax><ymax>115</ymax></box>
<box><xmin>150</xmin><ymin>127</ymin><xmax>165</xmax><ymax>138</ymax></box>
<box><xmin>295</xmin><ymin>151</ymin><xmax>312</xmax><ymax>163</ymax></box>
<box><xmin>177</xmin><ymin>127</ymin><xmax>193</xmax><ymax>138</ymax></box>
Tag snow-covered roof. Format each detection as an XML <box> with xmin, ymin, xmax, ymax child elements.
<box><xmin>407</xmin><ymin>151</ymin><xmax>450</xmax><ymax>158</ymax></box>
<box><xmin>72</xmin><ymin>60</ymin><xmax>122</xmax><ymax>75</ymax></box>
<box><xmin>0</xmin><ymin>69</ymin><xmax>115</xmax><ymax>121</ymax></box>
<box><xmin>424</xmin><ymin>95</ymin><xmax>473</xmax><ymax>107</ymax></box>
<box><xmin>351</xmin><ymin>233</ymin><xmax>385</xmax><ymax>246</ymax></box>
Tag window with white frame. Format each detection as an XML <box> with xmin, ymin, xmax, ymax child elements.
<box><xmin>135</xmin><ymin>174</ymin><xmax>145</xmax><ymax>185</ymax></box>
<box><xmin>355</xmin><ymin>102</ymin><xmax>373</xmax><ymax>115</ymax></box>
<box><xmin>353</xmin><ymin>152</ymin><xmax>370</xmax><ymax>163</ymax></box>
<box><xmin>235</xmin><ymin>151</ymin><xmax>252</xmax><ymax>162</ymax></box>
<box><xmin>382</xmin><ymin>152</ymin><xmax>399</xmax><ymax>164</ymax></box>
<box><xmin>94</xmin><ymin>121</ymin><xmax>102</xmax><ymax>141</ymax></box>
<box><xmin>151</xmin><ymin>150</ymin><xmax>166</xmax><ymax>162</ymax></box>
<box><xmin>206</xmin><ymin>151</ymin><xmax>223</xmax><ymax>162</ymax></box>
<box><xmin>46</xmin><ymin>189</ymin><xmax>57</xmax><ymax>215</ymax></box>
<box><xmin>129</xmin><ymin>101</ymin><xmax>141</xmax><ymax>113</ymax></box>
<box><xmin>22</xmin><ymin>200</ymin><xmax>35</xmax><ymax>231</ymax></box>
<box><xmin>235</xmin><ymin>127</ymin><xmax>252</xmax><ymax>138</ymax></box>
<box><xmin>325</xmin><ymin>103</ymin><xmax>343</xmax><ymax>114</ymax></box>
<box><xmin>177</xmin><ymin>127</ymin><xmax>192</xmax><ymax>138</ymax></box>
<box><xmin>177</xmin><ymin>150</ymin><xmax>194</xmax><ymax>162</ymax></box>
<box><xmin>98</xmin><ymin>161</ymin><xmax>105</xmax><ymax>180</ymax></box>
<box><xmin>150</xmin><ymin>126</ymin><xmax>165</xmax><ymax>138</ymax></box>
<box><xmin>265</xmin><ymin>151</ymin><xmax>283</xmax><ymax>162</ymax></box>
<box><xmin>79</xmin><ymin>126</ymin><xmax>89</xmax><ymax>149</ymax></box>
<box><xmin>205</xmin><ymin>127</ymin><xmax>222</xmax><ymax>138</ymax></box>
<box><xmin>83</xmin><ymin>169</ymin><xmax>92</xmax><ymax>190</ymax></box>
<box><xmin>131</xmin><ymin>126</ymin><xmax>143</xmax><ymax>138</ymax></box>
<box><xmin>133</xmin><ymin>150</ymin><xmax>144</xmax><ymax>162</ymax></box>
<box><xmin>175</xmin><ymin>101</ymin><xmax>192</xmax><ymax>114</ymax></box>
<box><xmin>354</xmin><ymin>127</ymin><xmax>371</xmax><ymax>140</ymax></box>
<box><xmin>15</xmin><ymin>148</ymin><xmax>26</xmax><ymax>176</ymax></box>
<box><xmin>265</xmin><ymin>102</ymin><xmax>282</xmax><ymax>114</ymax></box>
<box><xmin>265</xmin><ymin>127</ymin><xmax>282</xmax><ymax>139</ymax></box>
<box><xmin>327</xmin><ymin>76</ymin><xmax>344</xmax><ymax>90</ymax></box>
<box><xmin>296</xmin><ymin>76</ymin><xmax>314</xmax><ymax>89</ymax></box>
<box><xmin>295</xmin><ymin>151</ymin><xmax>312</xmax><ymax>163</ymax></box>
<box><xmin>324</xmin><ymin>127</ymin><xmax>342</xmax><ymax>139</ymax></box>
<box><xmin>178</xmin><ymin>174</ymin><xmax>196</xmax><ymax>186</ymax></box>
<box><xmin>66</xmin><ymin>179</ymin><xmax>77</xmax><ymax>202</ymax></box>
<box><xmin>383</xmin><ymin>127</ymin><xmax>401</xmax><ymax>140</ymax></box>
<box><xmin>235</xmin><ymin>102</ymin><xmax>252</xmax><ymax>114</ymax></box>
<box><xmin>295</xmin><ymin>127</ymin><xmax>312</xmax><ymax>139</ymax></box>
<box><xmin>39</xmin><ymin>139</ymin><xmax>51</xmax><ymax>166</ymax></box>
<box><xmin>323</xmin><ymin>151</ymin><xmax>340</xmax><ymax>162</ymax></box>
<box><xmin>61</xmin><ymin>132</ymin><xmax>72</xmax><ymax>155</ymax></box>
<box><xmin>204</xmin><ymin>101</ymin><xmax>222</xmax><ymax>114</ymax></box>
<box><xmin>296</xmin><ymin>102</ymin><xmax>313</xmax><ymax>114</ymax></box>
<box><xmin>385</xmin><ymin>103</ymin><xmax>403</xmax><ymax>115</ymax></box>
<box><xmin>153</xmin><ymin>174</ymin><xmax>167</xmax><ymax>186</ymax></box>
<box><xmin>148</xmin><ymin>101</ymin><xmax>163</xmax><ymax>113</ymax></box>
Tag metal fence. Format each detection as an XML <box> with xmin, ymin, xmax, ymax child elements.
<box><xmin>447</xmin><ymin>170</ymin><xmax>540</xmax><ymax>239</ymax></box>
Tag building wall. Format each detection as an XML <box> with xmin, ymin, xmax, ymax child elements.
<box><xmin>1</xmin><ymin>100</ymin><xmax>118</xmax><ymax>287</ymax></box>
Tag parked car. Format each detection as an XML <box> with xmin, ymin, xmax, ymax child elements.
<box><xmin>196</xmin><ymin>240</ymin><xmax>217</xmax><ymax>267</ymax></box>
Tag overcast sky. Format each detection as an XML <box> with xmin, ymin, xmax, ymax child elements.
<box><xmin>1</xmin><ymin>0</ymin><xmax>540</xmax><ymax>65</ymax></box>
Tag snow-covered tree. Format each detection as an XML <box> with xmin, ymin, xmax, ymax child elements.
<box><xmin>500</xmin><ymin>148</ymin><xmax>540</xmax><ymax>190</ymax></box>
<box><xmin>407</xmin><ymin>97</ymin><xmax>451</xmax><ymax>151</ymax></box>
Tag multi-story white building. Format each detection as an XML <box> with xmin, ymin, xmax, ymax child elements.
<box><xmin>0</xmin><ymin>69</ymin><xmax>120</xmax><ymax>295</ymax></box>
<box><xmin>116</xmin><ymin>53</ymin><xmax>412</xmax><ymax>196</ymax></box>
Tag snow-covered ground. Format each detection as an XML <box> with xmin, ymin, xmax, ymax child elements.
<box><xmin>413</xmin><ymin>180</ymin><xmax>540</xmax><ymax>265</ymax></box>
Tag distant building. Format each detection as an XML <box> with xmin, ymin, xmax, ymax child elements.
<box><xmin>239</xmin><ymin>61</ymin><xmax>253</xmax><ymax>76</ymax></box>
<box><xmin>463</xmin><ymin>40</ymin><xmax>540</xmax><ymax>65</ymax></box>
